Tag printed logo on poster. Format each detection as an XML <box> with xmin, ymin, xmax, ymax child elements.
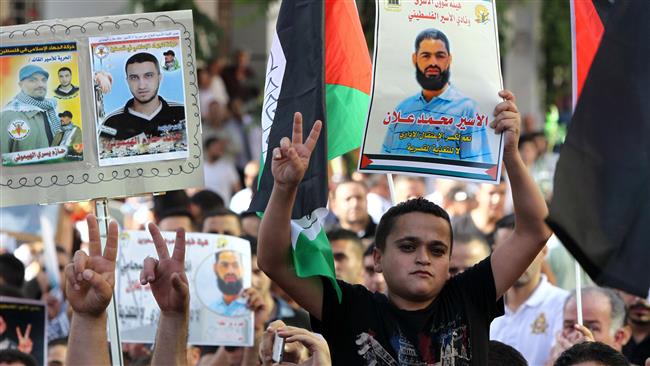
<box><xmin>475</xmin><ymin>5</ymin><xmax>490</xmax><ymax>23</ymax></box>
<box><xmin>7</xmin><ymin>120</ymin><xmax>31</xmax><ymax>140</ymax></box>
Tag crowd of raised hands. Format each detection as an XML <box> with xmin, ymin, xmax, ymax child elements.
<box><xmin>62</xmin><ymin>215</ymin><xmax>330</xmax><ymax>366</ymax></box>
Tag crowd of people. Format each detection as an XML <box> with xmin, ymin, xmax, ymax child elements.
<box><xmin>1</xmin><ymin>53</ymin><xmax>649</xmax><ymax>366</ymax></box>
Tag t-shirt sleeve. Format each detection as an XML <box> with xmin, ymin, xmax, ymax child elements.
<box><xmin>310</xmin><ymin>276</ymin><xmax>373</xmax><ymax>344</ymax></box>
<box><xmin>452</xmin><ymin>255</ymin><xmax>504</xmax><ymax>320</ymax></box>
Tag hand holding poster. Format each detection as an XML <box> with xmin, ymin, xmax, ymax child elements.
<box><xmin>359</xmin><ymin>0</ymin><xmax>504</xmax><ymax>183</ymax></box>
<box><xmin>116</xmin><ymin>231</ymin><xmax>254</xmax><ymax>346</ymax></box>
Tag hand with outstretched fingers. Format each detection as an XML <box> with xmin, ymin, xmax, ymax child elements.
<box><xmin>242</xmin><ymin>287</ymin><xmax>270</xmax><ymax>332</ymax></box>
<box><xmin>16</xmin><ymin>324</ymin><xmax>32</xmax><ymax>354</ymax></box>
<box><xmin>271</xmin><ymin>112</ymin><xmax>322</xmax><ymax>189</ymax></box>
<box><xmin>65</xmin><ymin>214</ymin><xmax>118</xmax><ymax>317</ymax></box>
<box><xmin>490</xmin><ymin>89</ymin><xmax>521</xmax><ymax>155</ymax></box>
<box><xmin>140</xmin><ymin>223</ymin><xmax>189</xmax><ymax>315</ymax></box>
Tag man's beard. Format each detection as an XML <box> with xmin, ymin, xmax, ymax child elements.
<box><xmin>217</xmin><ymin>276</ymin><xmax>243</xmax><ymax>295</ymax></box>
<box><xmin>628</xmin><ymin>302</ymin><xmax>650</xmax><ymax>325</ymax></box>
<box><xmin>415</xmin><ymin>65</ymin><xmax>450</xmax><ymax>91</ymax></box>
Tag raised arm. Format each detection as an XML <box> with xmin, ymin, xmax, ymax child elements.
<box><xmin>257</xmin><ymin>112</ymin><xmax>325</xmax><ymax>320</ymax></box>
<box><xmin>141</xmin><ymin>223</ymin><xmax>190</xmax><ymax>366</ymax></box>
<box><xmin>65</xmin><ymin>215</ymin><xmax>117</xmax><ymax>366</ymax></box>
<box><xmin>490</xmin><ymin>90</ymin><xmax>552</xmax><ymax>298</ymax></box>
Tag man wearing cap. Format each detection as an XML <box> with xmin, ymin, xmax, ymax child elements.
<box><xmin>53</xmin><ymin>67</ymin><xmax>79</xmax><ymax>99</ymax></box>
<box><xmin>162</xmin><ymin>50</ymin><xmax>180</xmax><ymax>72</ymax></box>
<box><xmin>52</xmin><ymin>110</ymin><xmax>82</xmax><ymax>155</ymax></box>
<box><xmin>1</xmin><ymin>64</ymin><xmax>61</xmax><ymax>154</ymax></box>
<box><xmin>99</xmin><ymin>52</ymin><xmax>185</xmax><ymax>141</ymax></box>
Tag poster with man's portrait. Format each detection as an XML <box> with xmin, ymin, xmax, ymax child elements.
<box><xmin>0</xmin><ymin>297</ymin><xmax>47</xmax><ymax>366</ymax></box>
<box><xmin>89</xmin><ymin>30</ymin><xmax>188</xmax><ymax>167</ymax></box>
<box><xmin>0</xmin><ymin>42</ymin><xmax>84</xmax><ymax>166</ymax></box>
<box><xmin>115</xmin><ymin>231</ymin><xmax>254</xmax><ymax>346</ymax></box>
<box><xmin>359</xmin><ymin>0</ymin><xmax>504</xmax><ymax>183</ymax></box>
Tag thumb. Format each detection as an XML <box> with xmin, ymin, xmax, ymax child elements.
<box><xmin>82</xmin><ymin>269</ymin><xmax>112</xmax><ymax>297</ymax></box>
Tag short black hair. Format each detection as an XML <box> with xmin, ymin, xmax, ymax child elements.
<box><xmin>554</xmin><ymin>342</ymin><xmax>628</xmax><ymax>366</ymax></box>
<box><xmin>0</xmin><ymin>253</ymin><xmax>25</xmax><ymax>288</ymax></box>
<box><xmin>48</xmin><ymin>337</ymin><xmax>68</xmax><ymax>348</ymax></box>
<box><xmin>327</xmin><ymin>228</ymin><xmax>362</xmax><ymax>245</ymax></box>
<box><xmin>0</xmin><ymin>349</ymin><xmax>38</xmax><ymax>366</ymax></box>
<box><xmin>153</xmin><ymin>190</ymin><xmax>190</xmax><ymax>220</ymax></box>
<box><xmin>203</xmin><ymin>207</ymin><xmax>242</xmax><ymax>232</ymax></box>
<box><xmin>375</xmin><ymin>198</ymin><xmax>453</xmax><ymax>253</ymax></box>
<box><xmin>364</xmin><ymin>243</ymin><xmax>376</xmax><ymax>257</ymax></box>
<box><xmin>190</xmin><ymin>190</ymin><xmax>225</xmax><ymax>212</ymax></box>
<box><xmin>125</xmin><ymin>52</ymin><xmax>160</xmax><ymax>74</ymax></box>
<box><xmin>163</xmin><ymin>50</ymin><xmax>175</xmax><ymax>56</ymax></box>
<box><xmin>488</xmin><ymin>340</ymin><xmax>528</xmax><ymax>366</ymax></box>
<box><xmin>204</xmin><ymin>136</ymin><xmax>220</xmax><ymax>150</ymax></box>
<box><xmin>241</xmin><ymin>234</ymin><xmax>257</xmax><ymax>256</ymax></box>
<box><xmin>157</xmin><ymin>208</ymin><xmax>194</xmax><ymax>226</ymax></box>
<box><xmin>415</xmin><ymin>28</ymin><xmax>450</xmax><ymax>53</ymax></box>
<box><xmin>57</xmin><ymin>67</ymin><xmax>72</xmax><ymax>75</ymax></box>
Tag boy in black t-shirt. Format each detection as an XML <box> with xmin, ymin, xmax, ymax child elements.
<box><xmin>258</xmin><ymin>90</ymin><xmax>551</xmax><ymax>365</ymax></box>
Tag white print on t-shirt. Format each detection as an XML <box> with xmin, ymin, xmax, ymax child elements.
<box><xmin>355</xmin><ymin>332</ymin><xmax>398</xmax><ymax>366</ymax></box>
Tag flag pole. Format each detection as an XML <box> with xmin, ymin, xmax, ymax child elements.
<box><xmin>387</xmin><ymin>173</ymin><xmax>397</xmax><ymax>205</ymax></box>
<box><xmin>94</xmin><ymin>198</ymin><xmax>124</xmax><ymax>366</ymax></box>
<box><xmin>569</xmin><ymin>0</ymin><xmax>583</xmax><ymax>327</ymax></box>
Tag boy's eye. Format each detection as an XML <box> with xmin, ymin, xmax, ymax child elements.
<box><xmin>400</xmin><ymin>244</ymin><xmax>415</xmax><ymax>252</ymax></box>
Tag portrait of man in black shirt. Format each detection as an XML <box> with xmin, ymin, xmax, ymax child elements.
<box><xmin>99</xmin><ymin>52</ymin><xmax>185</xmax><ymax>142</ymax></box>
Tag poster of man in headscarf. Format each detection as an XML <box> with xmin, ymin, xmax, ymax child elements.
<box><xmin>359</xmin><ymin>0</ymin><xmax>504</xmax><ymax>183</ymax></box>
<box><xmin>0</xmin><ymin>42</ymin><xmax>84</xmax><ymax>166</ymax></box>
<box><xmin>89</xmin><ymin>30</ymin><xmax>188</xmax><ymax>167</ymax></box>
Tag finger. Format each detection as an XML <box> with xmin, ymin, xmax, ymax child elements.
<box><xmin>16</xmin><ymin>326</ymin><xmax>23</xmax><ymax>339</ymax></box>
<box><xmin>87</xmin><ymin>214</ymin><xmax>101</xmax><ymax>257</ymax></box>
<box><xmin>303</xmin><ymin>120</ymin><xmax>322</xmax><ymax>153</ymax></box>
<box><xmin>260</xmin><ymin>327</ymin><xmax>276</xmax><ymax>363</ymax></box>
<box><xmin>24</xmin><ymin>324</ymin><xmax>31</xmax><ymax>339</ymax></box>
<box><xmin>64</xmin><ymin>263</ymin><xmax>77</xmax><ymax>290</ymax></box>
<box><xmin>490</xmin><ymin>111</ymin><xmax>519</xmax><ymax>129</ymax></box>
<box><xmin>493</xmin><ymin>100</ymin><xmax>519</xmax><ymax>116</ymax></box>
<box><xmin>141</xmin><ymin>257</ymin><xmax>158</xmax><ymax>284</ymax></box>
<box><xmin>280</xmin><ymin>137</ymin><xmax>291</xmax><ymax>151</ymax></box>
<box><xmin>103</xmin><ymin>220</ymin><xmax>119</xmax><ymax>262</ymax></box>
<box><xmin>171</xmin><ymin>228</ymin><xmax>186</xmax><ymax>262</ymax></box>
<box><xmin>272</xmin><ymin>147</ymin><xmax>282</xmax><ymax>160</ymax></box>
<box><xmin>73</xmin><ymin>250</ymin><xmax>89</xmax><ymax>282</ymax></box>
<box><xmin>499</xmin><ymin>89</ymin><xmax>516</xmax><ymax>102</ymax></box>
<box><xmin>171</xmin><ymin>272</ymin><xmax>188</xmax><ymax>295</ymax></box>
<box><xmin>82</xmin><ymin>269</ymin><xmax>113</xmax><ymax>300</ymax></box>
<box><xmin>291</xmin><ymin>112</ymin><xmax>303</xmax><ymax>146</ymax></box>
<box><xmin>148</xmin><ymin>222</ymin><xmax>170</xmax><ymax>260</ymax></box>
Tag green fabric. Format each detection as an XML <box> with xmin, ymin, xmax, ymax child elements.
<box><xmin>325</xmin><ymin>84</ymin><xmax>369</xmax><ymax>160</ymax></box>
<box><xmin>292</xmin><ymin>225</ymin><xmax>342</xmax><ymax>301</ymax></box>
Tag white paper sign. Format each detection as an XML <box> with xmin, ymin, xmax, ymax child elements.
<box><xmin>115</xmin><ymin>231</ymin><xmax>254</xmax><ymax>346</ymax></box>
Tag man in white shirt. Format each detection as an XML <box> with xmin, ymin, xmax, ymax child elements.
<box><xmin>203</xmin><ymin>136</ymin><xmax>241</xmax><ymax>205</ymax></box>
<box><xmin>490</xmin><ymin>214</ymin><xmax>569</xmax><ymax>366</ymax></box>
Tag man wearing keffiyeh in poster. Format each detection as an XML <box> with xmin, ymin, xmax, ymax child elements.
<box><xmin>0</xmin><ymin>65</ymin><xmax>61</xmax><ymax>154</ymax></box>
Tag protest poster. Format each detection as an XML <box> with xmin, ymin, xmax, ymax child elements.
<box><xmin>89</xmin><ymin>30</ymin><xmax>188</xmax><ymax>167</ymax></box>
<box><xmin>358</xmin><ymin>0</ymin><xmax>504</xmax><ymax>183</ymax></box>
<box><xmin>0</xmin><ymin>297</ymin><xmax>47</xmax><ymax>365</ymax></box>
<box><xmin>0</xmin><ymin>42</ymin><xmax>84</xmax><ymax>166</ymax></box>
<box><xmin>0</xmin><ymin>11</ymin><xmax>203</xmax><ymax>207</ymax></box>
<box><xmin>116</xmin><ymin>231</ymin><xmax>254</xmax><ymax>346</ymax></box>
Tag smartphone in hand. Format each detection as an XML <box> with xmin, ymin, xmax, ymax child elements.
<box><xmin>272</xmin><ymin>332</ymin><xmax>285</xmax><ymax>363</ymax></box>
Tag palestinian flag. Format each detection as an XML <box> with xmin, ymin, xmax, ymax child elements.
<box><xmin>250</xmin><ymin>0</ymin><xmax>371</xmax><ymax>301</ymax></box>
<box><xmin>548</xmin><ymin>0</ymin><xmax>650</xmax><ymax>297</ymax></box>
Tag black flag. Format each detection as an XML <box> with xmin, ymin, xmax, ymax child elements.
<box><xmin>548</xmin><ymin>0</ymin><xmax>650</xmax><ymax>297</ymax></box>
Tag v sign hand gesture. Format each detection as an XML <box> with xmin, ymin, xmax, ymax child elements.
<box><xmin>271</xmin><ymin>112</ymin><xmax>322</xmax><ymax>190</ymax></box>
<box><xmin>16</xmin><ymin>324</ymin><xmax>32</xmax><ymax>354</ymax></box>
<box><xmin>140</xmin><ymin>223</ymin><xmax>189</xmax><ymax>315</ymax></box>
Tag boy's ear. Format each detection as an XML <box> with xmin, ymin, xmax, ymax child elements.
<box><xmin>373</xmin><ymin>247</ymin><xmax>383</xmax><ymax>273</ymax></box>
